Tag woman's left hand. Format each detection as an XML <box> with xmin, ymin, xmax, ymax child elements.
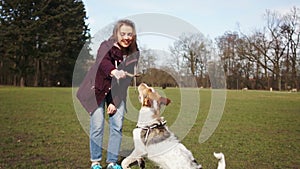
<box><xmin>107</xmin><ymin>103</ymin><xmax>117</xmax><ymax>115</ymax></box>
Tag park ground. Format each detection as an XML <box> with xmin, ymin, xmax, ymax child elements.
<box><xmin>0</xmin><ymin>87</ymin><xmax>299</xmax><ymax>168</ymax></box>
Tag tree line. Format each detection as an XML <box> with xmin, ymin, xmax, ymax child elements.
<box><xmin>139</xmin><ymin>7</ymin><xmax>299</xmax><ymax>91</ymax></box>
<box><xmin>216</xmin><ymin>7</ymin><xmax>300</xmax><ymax>90</ymax></box>
<box><xmin>1</xmin><ymin>2</ymin><xmax>299</xmax><ymax>91</ymax></box>
<box><xmin>0</xmin><ymin>0</ymin><xmax>91</xmax><ymax>87</ymax></box>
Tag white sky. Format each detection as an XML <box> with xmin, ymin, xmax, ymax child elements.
<box><xmin>81</xmin><ymin>0</ymin><xmax>299</xmax><ymax>63</ymax></box>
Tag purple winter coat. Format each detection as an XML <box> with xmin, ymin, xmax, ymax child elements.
<box><xmin>76</xmin><ymin>39</ymin><xmax>139</xmax><ymax>113</ymax></box>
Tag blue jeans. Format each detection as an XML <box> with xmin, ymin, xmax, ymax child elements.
<box><xmin>90</xmin><ymin>99</ymin><xmax>125</xmax><ymax>163</ymax></box>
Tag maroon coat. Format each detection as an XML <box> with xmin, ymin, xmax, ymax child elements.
<box><xmin>76</xmin><ymin>40</ymin><xmax>139</xmax><ymax>113</ymax></box>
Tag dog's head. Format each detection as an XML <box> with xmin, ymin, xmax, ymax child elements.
<box><xmin>138</xmin><ymin>83</ymin><xmax>171</xmax><ymax>111</ymax></box>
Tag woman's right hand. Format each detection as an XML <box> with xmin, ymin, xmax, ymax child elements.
<box><xmin>111</xmin><ymin>69</ymin><xmax>126</xmax><ymax>79</ymax></box>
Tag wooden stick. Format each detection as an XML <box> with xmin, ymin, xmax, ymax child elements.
<box><xmin>125</xmin><ymin>72</ymin><xmax>141</xmax><ymax>77</ymax></box>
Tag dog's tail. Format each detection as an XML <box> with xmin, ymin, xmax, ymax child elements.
<box><xmin>213</xmin><ymin>152</ymin><xmax>226</xmax><ymax>169</ymax></box>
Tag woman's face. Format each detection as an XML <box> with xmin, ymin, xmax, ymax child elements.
<box><xmin>117</xmin><ymin>24</ymin><xmax>134</xmax><ymax>48</ymax></box>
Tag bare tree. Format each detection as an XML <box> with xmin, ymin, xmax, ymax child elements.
<box><xmin>138</xmin><ymin>47</ymin><xmax>157</xmax><ymax>73</ymax></box>
<box><xmin>280</xmin><ymin>6</ymin><xmax>300</xmax><ymax>89</ymax></box>
<box><xmin>216</xmin><ymin>32</ymin><xmax>247</xmax><ymax>89</ymax></box>
<box><xmin>266</xmin><ymin>10</ymin><xmax>290</xmax><ymax>90</ymax></box>
<box><xmin>169</xmin><ymin>33</ymin><xmax>211</xmax><ymax>87</ymax></box>
<box><xmin>236</xmin><ymin>7</ymin><xmax>300</xmax><ymax>91</ymax></box>
<box><xmin>239</xmin><ymin>30</ymin><xmax>274</xmax><ymax>89</ymax></box>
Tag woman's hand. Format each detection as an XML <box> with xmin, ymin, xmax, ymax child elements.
<box><xmin>111</xmin><ymin>69</ymin><xmax>126</xmax><ymax>79</ymax></box>
<box><xmin>107</xmin><ymin>103</ymin><xmax>117</xmax><ymax>115</ymax></box>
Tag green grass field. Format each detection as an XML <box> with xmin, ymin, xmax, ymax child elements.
<box><xmin>0</xmin><ymin>87</ymin><xmax>299</xmax><ymax>168</ymax></box>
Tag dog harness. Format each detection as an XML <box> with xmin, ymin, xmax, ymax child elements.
<box><xmin>137</xmin><ymin>120</ymin><xmax>168</xmax><ymax>144</ymax></box>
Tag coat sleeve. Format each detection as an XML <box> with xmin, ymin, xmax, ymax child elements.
<box><xmin>97</xmin><ymin>43</ymin><xmax>123</xmax><ymax>77</ymax></box>
<box><xmin>76</xmin><ymin>40</ymin><xmax>115</xmax><ymax>113</ymax></box>
<box><xmin>110</xmin><ymin>51</ymin><xmax>140</xmax><ymax>107</ymax></box>
<box><xmin>76</xmin><ymin>59</ymin><xmax>99</xmax><ymax>113</ymax></box>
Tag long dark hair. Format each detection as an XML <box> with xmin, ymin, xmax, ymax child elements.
<box><xmin>110</xmin><ymin>19</ymin><xmax>139</xmax><ymax>55</ymax></box>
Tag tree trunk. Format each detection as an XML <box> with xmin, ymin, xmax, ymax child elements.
<box><xmin>34</xmin><ymin>58</ymin><xmax>40</xmax><ymax>87</ymax></box>
<box><xmin>20</xmin><ymin>76</ymin><xmax>25</xmax><ymax>87</ymax></box>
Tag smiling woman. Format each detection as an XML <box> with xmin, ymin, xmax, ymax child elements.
<box><xmin>76</xmin><ymin>19</ymin><xmax>140</xmax><ymax>169</ymax></box>
<box><xmin>112</xmin><ymin>19</ymin><xmax>137</xmax><ymax>51</ymax></box>
<box><xmin>117</xmin><ymin>25</ymin><xmax>134</xmax><ymax>47</ymax></box>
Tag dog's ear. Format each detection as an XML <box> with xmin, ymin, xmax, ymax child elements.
<box><xmin>147</xmin><ymin>88</ymin><xmax>153</xmax><ymax>94</ymax></box>
<box><xmin>142</xmin><ymin>88</ymin><xmax>152</xmax><ymax>98</ymax></box>
<box><xmin>159</xmin><ymin>97</ymin><xmax>171</xmax><ymax>106</ymax></box>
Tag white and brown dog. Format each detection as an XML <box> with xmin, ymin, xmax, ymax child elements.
<box><xmin>121</xmin><ymin>83</ymin><xmax>225</xmax><ymax>169</ymax></box>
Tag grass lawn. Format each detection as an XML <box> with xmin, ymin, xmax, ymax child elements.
<box><xmin>0</xmin><ymin>87</ymin><xmax>299</xmax><ymax>168</ymax></box>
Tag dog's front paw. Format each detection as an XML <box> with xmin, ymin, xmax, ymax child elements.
<box><xmin>121</xmin><ymin>159</ymin><xmax>131</xmax><ymax>169</ymax></box>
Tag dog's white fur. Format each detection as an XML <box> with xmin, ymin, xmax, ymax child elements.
<box><xmin>122</xmin><ymin>83</ymin><xmax>225</xmax><ymax>169</ymax></box>
<box><xmin>214</xmin><ymin>152</ymin><xmax>226</xmax><ymax>169</ymax></box>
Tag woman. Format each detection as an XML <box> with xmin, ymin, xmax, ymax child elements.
<box><xmin>77</xmin><ymin>19</ymin><xmax>139</xmax><ymax>169</ymax></box>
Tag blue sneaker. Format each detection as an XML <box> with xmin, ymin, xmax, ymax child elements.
<box><xmin>91</xmin><ymin>163</ymin><xmax>102</xmax><ymax>169</ymax></box>
<box><xmin>107</xmin><ymin>163</ymin><xmax>122</xmax><ymax>169</ymax></box>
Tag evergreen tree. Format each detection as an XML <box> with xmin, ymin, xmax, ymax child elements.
<box><xmin>0</xmin><ymin>0</ymin><xmax>91</xmax><ymax>86</ymax></box>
